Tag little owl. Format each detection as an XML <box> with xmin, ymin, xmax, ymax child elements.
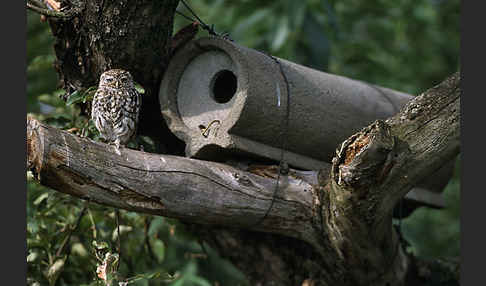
<box><xmin>91</xmin><ymin>69</ymin><xmax>141</xmax><ymax>154</ymax></box>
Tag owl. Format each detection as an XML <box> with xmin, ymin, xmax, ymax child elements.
<box><xmin>91</xmin><ymin>69</ymin><xmax>141</xmax><ymax>154</ymax></box>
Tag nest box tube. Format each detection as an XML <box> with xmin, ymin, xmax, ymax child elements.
<box><xmin>159</xmin><ymin>37</ymin><xmax>454</xmax><ymax>212</ymax></box>
<box><xmin>160</xmin><ymin>37</ymin><xmax>413</xmax><ymax>170</ymax></box>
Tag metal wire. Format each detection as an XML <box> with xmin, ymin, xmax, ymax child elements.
<box><xmin>251</xmin><ymin>55</ymin><xmax>291</xmax><ymax>228</ymax></box>
<box><xmin>176</xmin><ymin>0</ymin><xmax>219</xmax><ymax>36</ymax></box>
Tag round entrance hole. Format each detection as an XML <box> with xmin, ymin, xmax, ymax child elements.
<box><xmin>211</xmin><ymin>70</ymin><xmax>237</xmax><ymax>104</ymax></box>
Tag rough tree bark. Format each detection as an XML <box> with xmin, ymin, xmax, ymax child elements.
<box><xmin>27</xmin><ymin>1</ymin><xmax>460</xmax><ymax>285</ymax></box>
<box><xmin>42</xmin><ymin>0</ymin><xmax>185</xmax><ymax>153</ymax></box>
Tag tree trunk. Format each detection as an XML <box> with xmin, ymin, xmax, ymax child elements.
<box><xmin>47</xmin><ymin>0</ymin><xmax>184</xmax><ymax>153</ymax></box>
<box><xmin>27</xmin><ymin>1</ymin><xmax>460</xmax><ymax>285</ymax></box>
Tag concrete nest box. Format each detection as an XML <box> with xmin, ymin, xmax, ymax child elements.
<box><xmin>160</xmin><ymin>37</ymin><xmax>455</xmax><ymax>210</ymax></box>
<box><xmin>160</xmin><ymin>37</ymin><xmax>413</xmax><ymax>170</ymax></box>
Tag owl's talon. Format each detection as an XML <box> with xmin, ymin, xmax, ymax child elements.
<box><xmin>114</xmin><ymin>141</ymin><xmax>122</xmax><ymax>155</ymax></box>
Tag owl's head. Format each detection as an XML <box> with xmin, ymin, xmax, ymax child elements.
<box><xmin>99</xmin><ymin>69</ymin><xmax>135</xmax><ymax>89</ymax></box>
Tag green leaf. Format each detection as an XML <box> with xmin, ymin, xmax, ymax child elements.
<box><xmin>71</xmin><ymin>242</ymin><xmax>89</xmax><ymax>257</ymax></box>
<box><xmin>27</xmin><ymin>55</ymin><xmax>55</xmax><ymax>72</ymax></box>
<box><xmin>66</xmin><ymin>87</ymin><xmax>97</xmax><ymax>106</ymax></box>
<box><xmin>33</xmin><ymin>193</ymin><xmax>49</xmax><ymax>206</ymax></box>
<box><xmin>170</xmin><ymin>277</ymin><xmax>186</xmax><ymax>286</ymax></box>
<box><xmin>83</xmin><ymin>86</ymin><xmax>98</xmax><ymax>103</ymax></box>
<box><xmin>148</xmin><ymin>217</ymin><xmax>165</xmax><ymax>236</ymax></box>
<box><xmin>66</xmin><ymin>90</ymin><xmax>84</xmax><ymax>106</ymax></box>
<box><xmin>186</xmin><ymin>275</ymin><xmax>212</xmax><ymax>286</ymax></box>
<box><xmin>271</xmin><ymin>16</ymin><xmax>290</xmax><ymax>51</ymax></box>
<box><xmin>27</xmin><ymin>221</ymin><xmax>39</xmax><ymax>234</ymax></box>
<box><xmin>45</xmin><ymin>257</ymin><xmax>66</xmax><ymax>286</ymax></box>
<box><xmin>124</xmin><ymin>271</ymin><xmax>177</xmax><ymax>284</ymax></box>
<box><xmin>135</xmin><ymin>83</ymin><xmax>145</xmax><ymax>94</ymax></box>
<box><xmin>288</xmin><ymin>0</ymin><xmax>307</xmax><ymax>29</ymax></box>
<box><xmin>43</xmin><ymin>114</ymin><xmax>73</xmax><ymax>129</ymax></box>
<box><xmin>27</xmin><ymin>251</ymin><xmax>39</xmax><ymax>263</ymax></box>
<box><xmin>303</xmin><ymin>12</ymin><xmax>330</xmax><ymax>70</ymax></box>
<box><xmin>152</xmin><ymin>239</ymin><xmax>165</xmax><ymax>263</ymax></box>
<box><xmin>38</xmin><ymin>91</ymin><xmax>66</xmax><ymax>108</ymax></box>
<box><xmin>112</xmin><ymin>225</ymin><xmax>133</xmax><ymax>241</ymax></box>
<box><xmin>233</xmin><ymin>8</ymin><xmax>270</xmax><ymax>38</ymax></box>
<box><xmin>92</xmin><ymin>240</ymin><xmax>109</xmax><ymax>250</ymax></box>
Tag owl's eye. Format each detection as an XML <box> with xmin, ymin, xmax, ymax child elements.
<box><xmin>105</xmin><ymin>77</ymin><xmax>114</xmax><ymax>82</ymax></box>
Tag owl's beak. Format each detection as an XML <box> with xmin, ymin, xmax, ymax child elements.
<box><xmin>115</xmin><ymin>81</ymin><xmax>119</xmax><ymax>88</ymax></box>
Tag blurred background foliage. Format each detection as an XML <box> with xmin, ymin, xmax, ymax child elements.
<box><xmin>27</xmin><ymin>0</ymin><xmax>460</xmax><ymax>285</ymax></box>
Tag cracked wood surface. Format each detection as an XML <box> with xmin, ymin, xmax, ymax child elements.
<box><xmin>27</xmin><ymin>116</ymin><xmax>319</xmax><ymax>245</ymax></box>
<box><xmin>319</xmin><ymin>72</ymin><xmax>460</xmax><ymax>285</ymax></box>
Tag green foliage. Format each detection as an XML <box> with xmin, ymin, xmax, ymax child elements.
<box><xmin>28</xmin><ymin>175</ymin><xmax>246</xmax><ymax>285</ymax></box>
<box><xmin>27</xmin><ymin>11</ymin><xmax>58</xmax><ymax>114</ymax></box>
<box><xmin>66</xmin><ymin>87</ymin><xmax>97</xmax><ymax>106</ymax></box>
<box><xmin>402</xmin><ymin>157</ymin><xmax>461</xmax><ymax>259</ymax></box>
<box><xmin>175</xmin><ymin>0</ymin><xmax>459</xmax><ymax>94</ymax></box>
<box><xmin>28</xmin><ymin>0</ymin><xmax>459</xmax><ymax>285</ymax></box>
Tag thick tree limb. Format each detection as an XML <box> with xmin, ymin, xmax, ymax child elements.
<box><xmin>27</xmin><ymin>116</ymin><xmax>320</xmax><ymax>245</ymax></box>
<box><xmin>326</xmin><ymin>72</ymin><xmax>460</xmax><ymax>238</ymax></box>
<box><xmin>317</xmin><ymin>72</ymin><xmax>460</xmax><ymax>285</ymax></box>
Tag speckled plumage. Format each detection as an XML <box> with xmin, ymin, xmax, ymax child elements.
<box><xmin>91</xmin><ymin>69</ymin><xmax>141</xmax><ymax>152</ymax></box>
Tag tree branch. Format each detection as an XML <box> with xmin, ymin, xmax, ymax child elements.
<box><xmin>26</xmin><ymin>116</ymin><xmax>320</xmax><ymax>245</ymax></box>
<box><xmin>327</xmin><ymin>72</ymin><xmax>460</xmax><ymax>232</ymax></box>
<box><xmin>319</xmin><ymin>72</ymin><xmax>460</xmax><ymax>285</ymax></box>
<box><xmin>26</xmin><ymin>0</ymin><xmax>82</xmax><ymax>19</ymax></box>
